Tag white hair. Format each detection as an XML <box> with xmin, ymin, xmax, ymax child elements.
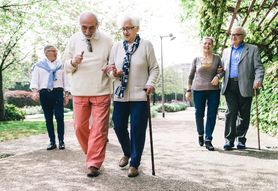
<box><xmin>231</xmin><ymin>26</ymin><xmax>247</xmax><ymax>36</ymax></box>
<box><xmin>120</xmin><ymin>15</ymin><xmax>140</xmax><ymax>27</ymax></box>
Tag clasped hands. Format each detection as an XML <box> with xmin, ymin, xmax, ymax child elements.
<box><xmin>102</xmin><ymin>64</ymin><xmax>154</xmax><ymax>95</ymax></box>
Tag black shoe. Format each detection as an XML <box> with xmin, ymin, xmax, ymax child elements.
<box><xmin>47</xmin><ymin>143</ymin><xmax>57</xmax><ymax>150</ymax></box>
<box><xmin>223</xmin><ymin>141</ymin><xmax>234</xmax><ymax>151</ymax></box>
<box><xmin>198</xmin><ymin>135</ymin><xmax>204</xmax><ymax>146</ymax></box>
<box><xmin>237</xmin><ymin>142</ymin><xmax>246</xmax><ymax>150</ymax></box>
<box><xmin>59</xmin><ymin>141</ymin><xmax>65</xmax><ymax>150</ymax></box>
<box><xmin>87</xmin><ymin>166</ymin><xmax>100</xmax><ymax>177</ymax></box>
<box><xmin>205</xmin><ymin>141</ymin><xmax>214</xmax><ymax>151</ymax></box>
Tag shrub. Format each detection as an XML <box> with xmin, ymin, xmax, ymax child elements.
<box><xmin>4</xmin><ymin>104</ymin><xmax>26</xmax><ymax>121</ymax></box>
<box><xmin>251</xmin><ymin>61</ymin><xmax>278</xmax><ymax>136</ymax></box>
<box><xmin>5</xmin><ymin>90</ymin><xmax>38</xmax><ymax>108</ymax></box>
<box><xmin>155</xmin><ymin>102</ymin><xmax>187</xmax><ymax>112</ymax></box>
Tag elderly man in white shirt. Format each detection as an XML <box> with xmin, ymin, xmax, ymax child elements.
<box><xmin>63</xmin><ymin>12</ymin><xmax>113</xmax><ymax>178</ymax></box>
<box><xmin>30</xmin><ymin>45</ymin><xmax>70</xmax><ymax>151</ymax></box>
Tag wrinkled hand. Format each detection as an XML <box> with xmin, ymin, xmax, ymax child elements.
<box><xmin>32</xmin><ymin>91</ymin><xmax>39</xmax><ymax>102</ymax></box>
<box><xmin>185</xmin><ymin>92</ymin><xmax>192</xmax><ymax>101</ymax></box>
<box><xmin>64</xmin><ymin>96</ymin><xmax>69</xmax><ymax>106</ymax></box>
<box><xmin>144</xmin><ymin>85</ymin><xmax>155</xmax><ymax>95</ymax></box>
<box><xmin>211</xmin><ymin>76</ymin><xmax>219</xmax><ymax>86</ymax></box>
<box><xmin>72</xmin><ymin>51</ymin><xmax>84</xmax><ymax>65</ymax></box>
<box><xmin>102</xmin><ymin>64</ymin><xmax>116</xmax><ymax>73</ymax></box>
<box><xmin>217</xmin><ymin>67</ymin><xmax>223</xmax><ymax>74</ymax></box>
<box><xmin>253</xmin><ymin>80</ymin><xmax>263</xmax><ymax>89</ymax></box>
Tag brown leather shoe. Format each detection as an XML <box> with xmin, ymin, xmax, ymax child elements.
<box><xmin>87</xmin><ymin>166</ymin><xmax>100</xmax><ymax>177</ymax></box>
<box><xmin>119</xmin><ymin>156</ymin><xmax>129</xmax><ymax>167</ymax></box>
<box><xmin>128</xmin><ymin>167</ymin><xmax>139</xmax><ymax>177</ymax></box>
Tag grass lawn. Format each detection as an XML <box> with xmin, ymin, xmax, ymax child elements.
<box><xmin>0</xmin><ymin>121</ymin><xmax>46</xmax><ymax>142</ymax></box>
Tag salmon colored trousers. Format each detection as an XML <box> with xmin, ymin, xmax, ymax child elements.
<box><xmin>73</xmin><ymin>95</ymin><xmax>111</xmax><ymax>169</ymax></box>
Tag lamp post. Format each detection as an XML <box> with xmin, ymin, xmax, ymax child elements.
<box><xmin>160</xmin><ymin>33</ymin><xmax>176</xmax><ymax>118</ymax></box>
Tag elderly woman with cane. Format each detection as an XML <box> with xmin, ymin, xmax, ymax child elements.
<box><xmin>103</xmin><ymin>15</ymin><xmax>159</xmax><ymax>177</ymax></box>
<box><xmin>186</xmin><ymin>37</ymin><xmax>224</xmax><ymax>151</ymax></box>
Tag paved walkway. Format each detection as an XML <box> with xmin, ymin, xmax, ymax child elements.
<box><xmin>0</xmin><ymin>108</ymin><xmax>277</xmax><ymax>191</ymax></box>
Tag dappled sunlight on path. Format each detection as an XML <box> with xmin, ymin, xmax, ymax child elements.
<box><xmin>0</xmin><ymin>108</ymin><xmax>277</xmax><ymax>191</ymax></box>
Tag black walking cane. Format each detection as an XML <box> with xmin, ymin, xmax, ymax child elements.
<box><xmin>254</xmin><ymin>89</ymin><xmax>261</xmax><ymax>150</ymax></box>
<box><xmin>144</xmin><ymin>89</ymin><xmax>155</xmax><ymax>175</ymax></box>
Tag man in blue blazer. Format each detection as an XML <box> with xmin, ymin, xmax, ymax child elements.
<box><xmin>221</xmin><ymin>26</ymin><xmax>264</xmax><ymax>150</ymax></box>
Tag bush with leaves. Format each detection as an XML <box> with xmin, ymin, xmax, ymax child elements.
<box><xmin>250</xmin><ymin>61</ymin><xmax>278</xmax><ymax>136</ymax></box>
<box><xmin>4</xmin><ymin>104</ymin><xmax>26</xmax><ymax>121</ymax></box>
<box><xmin>155</xmin><ymin>103</ymin><xmax>187</xmax><ymax>113</ymax></box>
<box><xmin>5</xmin><ymin>90</ymin><xmax>38</xmax><ymax>108</ymax></box>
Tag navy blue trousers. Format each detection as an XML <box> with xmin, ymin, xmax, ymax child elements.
<box><xmin>39</xmin><ymin>89</ymin><xmax>64</xmax><ymax>144</ymax></box>
<box><xmin>193</xmin><ymin>90</ymin><xmax>220</xmax><ymax>141</ymax></box>
<box><xmin>112</xmin><ymin>101</ymin><xmax>148</xmax><ymax>168</ymax></box>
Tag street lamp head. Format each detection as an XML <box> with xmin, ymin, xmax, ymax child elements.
<box><xmin>170</xmin><ymin>36</ymin><xmax>176</xmax><ymax>41</ymax></box>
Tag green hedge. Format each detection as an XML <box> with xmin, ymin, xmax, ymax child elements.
<box><xmin>155</xmin><ymin>102</ymin><xmax>187</xmax><ymax>113</ymax></box>
<box><xmin>250</xmin><ymin>61</ymin><xmax>278</xmax><ymax>136</ymax></box>
<box><xmin>4</xmin><ymin>104</ymin><xmax>26</xmax><ymax>121</ymax></box>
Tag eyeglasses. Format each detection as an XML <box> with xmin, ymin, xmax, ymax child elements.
<box><xmin>81</xmin><ymin>25</ymin><xmax>97</xmax><ymax>32</ymax></box>
<box><xmin>121</xmin><ymin>26</ymin><xmax>136</xmax><ymax>32</ymax></box>
<box><xmin>230</xmin><ymin>33</ymin><xmax>243</xmax><ymax>37</ymax></box>
<box><xmin>86</xmin><ymin>39</ymin><xmax>93</xmax><ymax>52</ymax></box>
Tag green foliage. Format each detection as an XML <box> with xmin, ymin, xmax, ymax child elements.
<box><xmin>251</xmin><ymin>61</ymin><xmax>278</xmax><ymax>136</ymax></box>
<box><xmin>199</xmin><ymin>0</ymin><xmax>227</xmax><ymax>53</ymax></box>
<box><xmin>155</xmin><ymin>103</ymin><xmax>187</xmax><ymax>113</ymax></box>
<box><xmin>0</xmin><ymin>120</ymin><xmax>46</xmax><ymax>142</ymax></box>
<box><xmin>155</xmin><ymin>67</ymin><xmax>183</xmax><ymax>96</ymax></box>
<box><xmin>4</xmin><ymin>104</ymin><xmax>26</xmax><ymax>121</ymax></box>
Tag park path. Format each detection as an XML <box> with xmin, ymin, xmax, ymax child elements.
<box><xmin>0</xmin><ymin>107</ymin><xmax>277</xmax><ymax>191</ymax></box>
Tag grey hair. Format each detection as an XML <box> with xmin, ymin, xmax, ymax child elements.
<box><xmin>120</xmin><ymin>15</ymin><xmax>140</xmax><ymax>27</ymax></box>
<box><xmin>44</xmin><ymin>45</ymin><xmax>56</xmax><ymax>54</ymax></box>
<box><xmin>202</xmin><ymin>36</ymin><xmax>214</xmax><ymax>45</ymax></box>
<box><xmin>79</xmin><ymin>12</ymin><xmax>99</xmax><ymax>25</ymax></box>
<box><xmin>231</xmin><ymin>26</ymin><xmax>247</xmax><ymax>36</ymax></box>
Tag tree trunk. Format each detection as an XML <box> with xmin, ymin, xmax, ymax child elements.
<box><xmin>0</xmin><ymin>71</ymin><xmax>5</xmax><ymax>121</ymax></box>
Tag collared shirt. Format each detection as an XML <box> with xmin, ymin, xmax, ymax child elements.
<box><xmin>30</xmin><ymin>58</ymin><xmax>70</xmax><ymax>91</ymax></box>
<box><xmin>229</xmin><ymin>42</ymin><xmax>244</xmax><ymax>78</ymax></box>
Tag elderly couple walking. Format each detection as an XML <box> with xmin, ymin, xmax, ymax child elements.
<box><xmin>62</xmin><ymin>12</ymin><xmax>159</xmax><ymax>178</ymax></box>
<box><xmin>186</xmin><ymin>27</ymin><xmax>264</xmax><ymax>151</ymax></box>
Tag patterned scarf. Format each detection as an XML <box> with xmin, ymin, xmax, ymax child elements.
<box><xmin>36</xmin><ymin>58</ymin><xmax>62</xmax><ymax>90</ymax></box>
<box><xmin>115</xmin><ymin>34</ymin><xmax>141</xmax><ymax>98</ymax></box>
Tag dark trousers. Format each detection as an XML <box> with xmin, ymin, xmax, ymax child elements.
<box><xmin>224</xmin><ymin>80</ymin><xmax>252</xmax><ymax>144</ymax></box>
<box><xmin>193</xmin><ymin>90</ymin><xmax>220</xmax><ymax>141</ymax></box>
<box><xmin>39</xmin><ymin>89</ymin><xmax>64</xmax><ymax>144</ymax></box>
<box><xmin>112</xmin><ymin>101</ymin><xmax>148</xmax><ymax>168</ymax></box>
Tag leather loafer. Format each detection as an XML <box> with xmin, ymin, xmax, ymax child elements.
<box><xmin>59</xmin><ymin>142</ymin><xmax>65</xmax><ymax>150</ymax></box>
<box><xmin>87</xmin><ymin>166</ymin><xmax>100</xmax><ymax>177</ymax></box>
<box><xmin>119</xmin><ymin>156</ymin><xmax>129</xmax><ymax>167</ymax></box>
<box><xmin>205</xmin><ymin>141</ymin><xmax>214</xmax><ymax>151</ymax></box>
<box><xmin>128</xmin><ymin>167</ymin><xmax>139</xmax><ymax>177</ymax></box>
<box><xmin>198</xmin><ymin>135</ymin><xmax>204</xmax><ymax>146</ymax></box>
<box><xmin>47</xmin><ymin>143</ymin><xmax>57</xmax><ymax>150</ymax></box>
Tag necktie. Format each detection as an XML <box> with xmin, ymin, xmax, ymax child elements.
<box><xmin>86</xmin><ymin>39</ymin><xmax>93</xmax><ymax>52</ymax></box>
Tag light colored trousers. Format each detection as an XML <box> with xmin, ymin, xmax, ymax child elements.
<box><xmin>73</xmin><ymin>95</ymin><xmax>111</xmax><ymax>169</ymax></box>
